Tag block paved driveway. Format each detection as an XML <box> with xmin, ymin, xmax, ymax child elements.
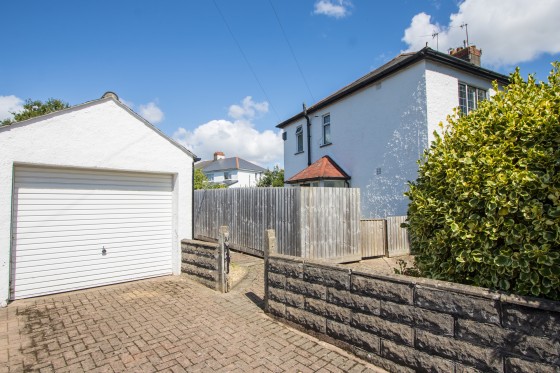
<box><xmin>1</xmin><ymin>252</ymin><xmax>385</xmax><ymax>372</ymax></box>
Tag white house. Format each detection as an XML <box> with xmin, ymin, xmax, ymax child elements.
<box><xmin>0</xmin><ymin>92</ymin><xmax>196</xmax><ymax>305</ymax></box>
<box><xmin>196</xmin><ymin>151</ymin><xmax>266</xmax><ymax>188</ymax></box>
<box><xmin>278</xmin><ymin>46</ymin><xmax>509</xmax><ymax>218</ymax></box>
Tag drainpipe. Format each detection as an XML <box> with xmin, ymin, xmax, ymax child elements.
<box><xmin>303</xmin><ymin>103</ymin><xmax>312</xmax><ymax>166</ymax></box>
<box><xmin>192</xmin><ymin>157</ymin><xmax>201</xmax><ymax>239</ymax></box>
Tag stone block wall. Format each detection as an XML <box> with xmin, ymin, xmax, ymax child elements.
<box><xmin>181</xmin><ymin>239</ymin><xmax>226</xmax><ymax>292</ymax></box>
<box><xmin>265</xmin><ymin>254</ymin><xmax>560</xmax><ymax>373</ymax></box>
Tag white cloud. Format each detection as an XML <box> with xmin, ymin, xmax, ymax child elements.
<box><xmin>402</xmin><ymin>0</ymin><xmax>560</xmax><ymax>67</ymax></box>
<box><xmin>0</xmin><ymin>95</ymin><xmax>24</xmax><ymax>121</ymax></box>
<box><xmin>138</xmin><ymin>102</ymin><xmax>164</xmax><ymax>124</ymax></box>
<box><xmin>228</xmin><ymin>96</ymin><xmax>269</xmax><ymax>120</ymax></box>
<box><xmin>173</xmin><ymin>96</ymin><xmax>283</xmax><ymax>168</ymax></box>
<box><xmin>313</xmin><ymin>0</ymin><xmax>352</xmax><ymax>19</ymax></box>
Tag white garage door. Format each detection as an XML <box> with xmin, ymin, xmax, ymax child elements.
<box><xmin>11</xmin><ymin>166</ymin><xmax>174</xmax><ymax>299</ymax></box>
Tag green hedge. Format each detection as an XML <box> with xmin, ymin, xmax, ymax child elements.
<box><xmin>406</xmin><ymin>64</ymin><xmax>560</xmax><ymax>300</ymax></box>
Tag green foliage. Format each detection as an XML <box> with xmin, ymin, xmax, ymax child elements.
<box><xmin>257</xmin><ymin>165</ymin><xmax>285</xmax><ymax>187</ymax></box>
<box><xmin>405</xmin><ymin>63</ymin><xmax>560</xmax><ymax>300</ymax></box>
<box><xmin>194</xmin><ymin>169</ymin><xmax>226</xmax><ymax>190</ymax></box>
<box><xmin>1</xmin><ymin>98</ymin><xmax>69</xmax><ymax>126</ymax></box>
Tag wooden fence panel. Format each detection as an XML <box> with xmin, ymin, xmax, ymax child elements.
<box><xmin>194</xmin><ymin>188</ymin><xmax>360</xmax><ymax>262</ymax></box>
<box><xmin>360</xmin><ymin>219</ymin><xmax>386</xmax><ymax>258</ymax></box>
<box><xmin>386</xmin><ymin>215</ymin><xmax>410</xmax><ymax>257</ymax></box>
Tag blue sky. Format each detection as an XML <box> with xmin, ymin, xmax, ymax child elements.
<box><xmin>2</xmin><ymin>0</ymin><xmax>559</xmax><ymax>168</ymax></box>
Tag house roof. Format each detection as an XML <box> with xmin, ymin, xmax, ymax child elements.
<box><xmin>276</xmin><ymin>47</ymin><xmax>510</xmax><ymax>129</ymax></box>
<box><xmin>195</xmin><ymin>156</ymin><xmax>266</xmax><ymax>173</ymax></box>
<box><xmin>0</xmin><ymin>92</ymin><xmax>198</xmax><ymax>160</ymax></box>
<box><xmin>286</xmin><ymin>156</ymin><xmax>350</xmax><ymax>184</ymax></box>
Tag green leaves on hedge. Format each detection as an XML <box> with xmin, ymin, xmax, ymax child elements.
<box><xmin>405</xmin><ymin>63</ymin><xmax>560</xmax><ymax>301</ymax></box>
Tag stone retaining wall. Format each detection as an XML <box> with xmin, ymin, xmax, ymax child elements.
<box><xmin>181</xmin><ymin>239</ymin><xmax>227</xmax><ymax>292</ymax></box>
<box><xmin>265</xmin><ymin>254</ymin><xmax>560</xmax><ymax>373</ymax></box>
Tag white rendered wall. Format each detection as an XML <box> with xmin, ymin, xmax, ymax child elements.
<box><xmin>283</xmin><ymin>61</ymin><xmax>429</xmax><ymax>218</ymax></box>
<box><xmin>207</xmin><ymin>169</ymin><xmax>262</xmax><ymax>187</ymax></box>
<box><xmin>283</xmin><ymin>59</ymin><xmax>504</xmax><ymax>218</ymax></box>
<box><xmin>0</xmin><ymin>98</ymin><xmax>194</xmax><ymax>305</ymax></box>
<box><xmin>425</xmin><ymin>60</ymin><xmax>500</xmax><ymax>143</ymax></box>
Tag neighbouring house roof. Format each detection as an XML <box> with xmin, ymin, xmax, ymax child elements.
<box><xmin>286</xmin><ymin>156</ymin><xmax>350</xmax><ymax>184</ymax></box>
<box><xmin>195</xmin><ymin>157</ymin><xmax>266</xmax><ymax>173</ymax></box>
<box><xmin>0</xmin><ymin>92</ymin><xmax>198</xmax><ymax>160</ymax></box>
<box><xmin>276</xmin><ymin>47</ymin><xmax>510</xmax><ymax>129</ymax></box>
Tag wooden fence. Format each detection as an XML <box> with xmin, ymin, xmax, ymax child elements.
<box><xmin>360</xmin><ymin>216</ymin><xmax>410</xmax><ymax>258</ymax></box>
<box><xmin>194</xmin><ymin>188</ymin><xmax>361</xmax><ymax>263</ymax></box>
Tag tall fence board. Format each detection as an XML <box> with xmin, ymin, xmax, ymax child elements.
<box><xmin>194</xmin><ymin>188</ymin><xmax>360</xmax><ymax>262</ymax></box>
<box><xmin>360</xmin><ymin>219</ymin><xmax>386</xmax><ymax>258</ymax></box>
<box><xmin>386</xmin><ymin>215</ymin><xmax>410</xmax><ymax>257</ymax></box>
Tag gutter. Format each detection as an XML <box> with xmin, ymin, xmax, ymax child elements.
<box><xmin>303</xmin><ymin>103</ymin><xmax>312</xmax><ymax>166</ymax></box>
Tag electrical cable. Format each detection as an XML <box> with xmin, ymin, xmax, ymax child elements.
<box><xmin>212</xmin><ymin>0</ymin><xmax>281</xmax><ymax>122</ymax></box>
<box><xmin>268</xmin><ymin>0</ymin><xmax>316</xmax><ymax>103</ymax></box>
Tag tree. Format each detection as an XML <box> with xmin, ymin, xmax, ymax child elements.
<box><xmin>194</xmin><ymin>169</ymin><xmax>226</xmax><ymax>190</ymax></box>
<box><xmin>1</xmin><ymin>98</ymin><xmax>70</xmax><ymax>126</ymax></box>
<box><xmin>257</xmin><ymin>166</ymin><xmax>285</xmax><ymax>187</ymax></box>
<box><xmin>405</xmin><ymin>63</ymin><xmax>560</xmax><ymax>300</ymax></box>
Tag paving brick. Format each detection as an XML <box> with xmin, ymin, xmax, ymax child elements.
<box><xmin>1</xmin><ymin>252</ymin><xmax>385</xmax><ymax>373</ymax></box>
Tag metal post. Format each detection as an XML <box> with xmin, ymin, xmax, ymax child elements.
<box><xmin>218</xmin><ymin>226</ymin><xmax>230</xmax><ymax>293</ymax></box>
<box><xmin>263</xmin><ymin>229</ymin><xmax>276</xmax><ymax>312</ymax></box>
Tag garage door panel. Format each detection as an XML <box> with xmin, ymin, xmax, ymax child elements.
<box><xmin>14</xmin><ymin>226</ymin><xmax>172</xmax><ymax>244</ymax></box>
<box><xmin>15</xmin><ymin>248</ymin><xmax>172</xmax><ymax>271</ymax></box>
<box><xmin>15</xmin><ymin>243</ymin><xmax>171</xmax><ymax>263</ymax></box>
<box><xmin>15</xmin><ymin>233</ymin><xmax>171</xmax><ymax>254</ymax></box>
<box><xmin>15</xmin><ymin>256</ymin><xmax>172</xmax><ymax>281</ymax></box>
<box><xmin>12</xmin><ymin>166</ymin><xmax>174</xmax><ymax>299</ymax></box>
<box><xmin>14</xmin><ymin>269</ymin><xmax>169</xmax><ymax>300</ymax></box>
<box><xmin>15</xmin><ymin>218</ymin><xmax>173</xmax><ymax>234</ymax></box>
<box><xmin>16</xmin><ymin>264</ymin><xmax>171</xmax><ymax>289</ymax></box>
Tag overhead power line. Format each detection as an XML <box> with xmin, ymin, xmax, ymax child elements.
<box><xmin>268</xmin><ymin>0</ymin><xmax>316</xmax><ymax>103</ymax></box>
<box><xmin>212</xmin><ymin>0</ymin><xmax>280</xmax><ymax>122</ymax></box>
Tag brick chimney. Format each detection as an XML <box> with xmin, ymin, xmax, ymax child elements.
<box><xmin>213</xmin><ymin>151</ymin><xmax>225</xmax><ymax>160</ymax></box>
<box><xmin>449</xmin><ymin>45</ymin><xmax>482</xmax><ymax>66</ymax></box>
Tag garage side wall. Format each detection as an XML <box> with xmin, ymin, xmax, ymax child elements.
<box><xmin>0</xmin><ymin>98</ymin><xmax>193</xmax><ymax>304</ymax></box>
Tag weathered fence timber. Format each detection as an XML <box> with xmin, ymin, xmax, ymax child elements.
<box><xmin>360</xmin><ymin>216</ymin><xmax>410</xmax><ymax>258</ymax></box>
<box><xmin>386</xmin><ymin>215</ymin><xmax>410</xmax><ymax>257</ymax></box>
<box><xmin>194</xmin><ymin>188</ymin><xmax>361</xmax><ymax>263</ymax></box>
<box><xmin>360</xmin><ymin>219</ymin><xmax>386</xmax><ymax>258</ymax></box>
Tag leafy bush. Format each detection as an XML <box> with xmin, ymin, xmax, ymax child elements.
<box><xmin>405</xmin><ymin>63</ymin><xmax>560</xmax><ymax>300</ymax></box>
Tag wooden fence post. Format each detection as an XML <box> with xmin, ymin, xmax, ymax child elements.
<box><xmin>263</xmin><ymin>229</ymin><xmax>276</xmax><ymax>312</ymax></box>
<box><xmin>218</xmin><ymin>226</ymin><xmax>230</xmax><ymax>293</ymax></box>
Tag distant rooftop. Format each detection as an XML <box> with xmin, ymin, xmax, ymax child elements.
<box><xmin>195</xmin><ymin>153</ymin><xmax>266</xmax><ymax>173</ymax></box>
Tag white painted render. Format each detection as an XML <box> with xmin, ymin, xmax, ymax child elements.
<box><xmin>0</xmin><ymin>97</ymin><xmax>194</xmax><ymax>305</ymax></box>
<box><xmin>425</xmin><ymin>60</ymin><xmax>498</xmax><ymax>144</ymax></box>
<box><xmin>283</xmin><ymin>59</ymin><xmax>504</xmax><ymax>218</ymax></box>
<box><xmin>207</xmin><ymin>169</ymin><xmax>263</xmax><ymax>187</ymax></box>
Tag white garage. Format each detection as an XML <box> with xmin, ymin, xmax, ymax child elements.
<box><xmin>0</xmin><ymin>93</ymin><xmax>196</xmax><ymax>304</ymax></box>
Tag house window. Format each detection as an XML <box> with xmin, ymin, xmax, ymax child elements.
<box><xmin>322</xmin><ymin>114</ymin><xmax>331</xmax><ymax>145</ymax></box>
<box><xmin>376</xmin><ymin>168</ymin><xmax>382</xmax><ymax>175</ymax></box>
<box><xmin>459</xmin><ymin>83</ymin><xmax>487</xmax><ymax>115</ymax></box>
<box><xmin>207</xmin><ymin>173</ymin><xmax>214</xmax><ymax>181</ymax></box>
<box><xmin>295</xmin><ymin>126</ymin><xmax>304</xmax><ymax>153</ymax></box>
<box><xmin>224</xmin><ymin>171</ymin><xmax>231</xmax><ymax>180</ymax></box>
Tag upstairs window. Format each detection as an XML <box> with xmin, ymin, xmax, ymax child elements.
<box><xmin>322</xmin><ymin>114</ymin><xmax>331</xmax><ymax>145</ymax></box>
<box><xmin>459</xmin><ymin>83</ymin><xmax>487</xmax><ymax>115</ymax></box>
<box><xmin>295</xmin><ymin>126</ymin><xmax>304</xmax><ymax>153</ymax></box>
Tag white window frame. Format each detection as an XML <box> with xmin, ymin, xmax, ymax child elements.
<box><xmin>459</xmin><ymin>82</ymin><xmax>487</xmax><ymax>115</ymax></box>
<box><xmin>322</xmin><ymin>114</ymin><xmax>331</xmax><ymax>145</ymax></box>
<box><xmin>295</xmin><ymin>125</ymin><xmax>304</xmax><ymax>153</ymax></box>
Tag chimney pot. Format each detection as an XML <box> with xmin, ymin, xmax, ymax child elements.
<box><xmin>214</xmin><ymin>151</ymin><xmax>225</xmax><ymax>160</ymax></box>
